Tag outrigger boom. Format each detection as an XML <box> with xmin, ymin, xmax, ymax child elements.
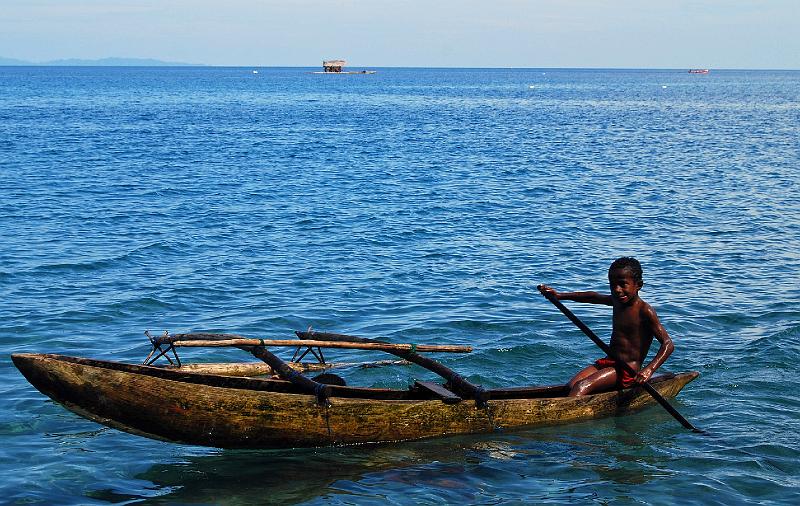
<box><xmin>150</xmin><ymin>331</ymin><xmax>484</xmax><ymax>407</ymax></box>
<box><xmin>161</xmin><ymin>334</ymin><xmax>472</xmax><ymax>353</ymax></box>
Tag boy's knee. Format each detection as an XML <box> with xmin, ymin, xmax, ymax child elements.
<box><xmin>570</xmin><ymin>379</ymin><xmax>593</xmax><ymax>396</ymax></box>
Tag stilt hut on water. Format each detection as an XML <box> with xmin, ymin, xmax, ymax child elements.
<box><xmin>322</xmin><ymin>60</ymin><xmax>346</xmax><ymax>73</ymax></box>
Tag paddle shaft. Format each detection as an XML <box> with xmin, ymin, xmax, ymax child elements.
<box><xmin>540</xmin><ymin>290</ymin><xmax>701</xmax><ymax>432</ymax></box>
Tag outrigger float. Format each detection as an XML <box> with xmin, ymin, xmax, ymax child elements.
<box><xmin>12</xmin><ymin>327</ymin><xmax>699</xmax><ymax>449</ymax></box>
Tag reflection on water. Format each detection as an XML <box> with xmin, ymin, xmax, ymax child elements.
<box><xmin>88</xmin><ymin>417</ymin><xmax>682</xmax><ymax>505</ymax></box>
<box><xmin>91</xmin><ymin>443</ymin><xmax>461</xmax><ymax>504</ymax></box>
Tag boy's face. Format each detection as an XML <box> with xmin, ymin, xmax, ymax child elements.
<box><xmin>608</xmin><ymin>267</ymin><xmax>642</xmax><ymax>305</ymax></box>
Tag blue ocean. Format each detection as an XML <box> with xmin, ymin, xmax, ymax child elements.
<box><xmin>1</xmin><ymin>66</ymin><xmax>798</xmax><ymax>504</ymax></box>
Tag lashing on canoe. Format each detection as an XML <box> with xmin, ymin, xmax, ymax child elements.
<box><xmin>11</xmin><ymin>329</ymin><xmax>699</xmax><ymax>449</ymax></box>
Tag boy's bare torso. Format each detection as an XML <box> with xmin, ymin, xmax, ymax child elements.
<box><xmin>609</xmin><ymin>297</ymin><xmax>655</xmax><ymax>370</ymax></box>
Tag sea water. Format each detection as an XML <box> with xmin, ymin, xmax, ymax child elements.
<box><xmin>1</xmin><ymin>66</ymin><xmax>798</xmax><ymax>504</ymax></box>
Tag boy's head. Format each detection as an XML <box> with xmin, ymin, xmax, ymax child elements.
<box><xmin>608</xmin><ymin>257</ymin><xmax>644</xmax><ymax>303</ymax></box>
<box><xmin>608</xmin><ymin>257</ymin><xmax>643</xmax><ymax>284</ymax></box>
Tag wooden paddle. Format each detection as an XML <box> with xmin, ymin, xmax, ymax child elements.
<box><xmin>538</xmin><ymin>286</ymin><xmax>702</xmax><ymax>433</ymax></box>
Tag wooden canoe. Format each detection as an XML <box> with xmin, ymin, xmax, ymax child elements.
<box><xmin>12</xmin><ymin>353</ymin><xmax>698</xmax><ymax>449</ymax></box>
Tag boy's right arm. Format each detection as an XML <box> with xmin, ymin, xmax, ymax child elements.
<box><xmin>538</xmin><ymin>285</ymin><xmax>613</xmax><ymax>305</ymax></box>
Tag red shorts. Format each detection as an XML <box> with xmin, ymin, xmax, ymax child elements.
<box><xmin>594</xmin><ymin>357</ymin><xmax>637</xmax><ymax>388</ymax></box>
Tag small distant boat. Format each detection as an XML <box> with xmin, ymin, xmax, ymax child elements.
<box><xmin>688</xmin><ymin>69</ymin><xmax>709</xmax><ymax>74</ymax></box>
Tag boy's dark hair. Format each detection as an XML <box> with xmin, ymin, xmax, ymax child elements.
<box><xmin>609</xmin><ymin>257</ymin><xmax>643</xmax><ymax>284</ymax></box>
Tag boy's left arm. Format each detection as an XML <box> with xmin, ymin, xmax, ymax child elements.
<box><xmin>636</xmin><ymin>305</ymin><xmax>675</xmax><ymax>384</ymax></box>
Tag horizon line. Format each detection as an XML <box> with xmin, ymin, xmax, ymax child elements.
<box><xmin>2</xmin><ymin>64</ymin><xmax>799</xmax><ymax>71</ymax></box>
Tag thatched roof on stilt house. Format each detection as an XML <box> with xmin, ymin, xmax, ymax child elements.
<box><xmin>322</xmin><ymin>60</ymin><xmax>346</xmax><ymax>73</ymax></box>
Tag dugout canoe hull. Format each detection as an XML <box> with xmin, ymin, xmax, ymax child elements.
<box><xmin>12</xmin><ymin>353</ymin><xmax>699</xmax><ymax>449</ymax></box>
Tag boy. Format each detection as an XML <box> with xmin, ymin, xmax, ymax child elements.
<box><xmin>538</xmin><ymin>257</ymin><xmax>674</xmax><ymax>397</ymax></box>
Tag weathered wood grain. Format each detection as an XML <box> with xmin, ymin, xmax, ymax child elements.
<box><xmin>159</xmin><ymin>360</ymin><xmax>407</xmax><ymax>377</ymax></box>
<box><xmin>168</xmin><ymin>337</ymin><xmax>471</xmax><ymax>353</ymax></box>
<box><xmin>12</xmin><ymin>353</ymin><xmax>699</xmax><ymax>449</ymax></box>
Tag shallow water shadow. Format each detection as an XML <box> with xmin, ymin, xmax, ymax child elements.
<box><xmin>86</xmin><ymin>418</ymin><xmax>678</xmax><ymax>505</ymax></box>
<box><xmin>90</xmin><ymin>441</ymin><xmax>468</xmax><ymax>504</ymax></box>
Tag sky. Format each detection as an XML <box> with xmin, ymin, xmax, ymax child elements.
<box><xmin>1</xmin><ymin>0</ymin><xmax>798</xmax><ymax>68</ymax></box>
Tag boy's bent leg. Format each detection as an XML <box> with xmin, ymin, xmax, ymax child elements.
<box><xmin>568</xmin><ymin>367</ymin><xmax>617</xmax><ymax>397</ymax></box>
<box><xmin>567</xmin><ymin>364</ymin><xmax>600</xmax><ymax>390</ymax></box>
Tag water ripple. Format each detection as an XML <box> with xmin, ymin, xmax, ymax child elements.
<box><xmin>1</xmin><ymin>67</ymin><xmax>799</xmax><ymax>505</ymax></box>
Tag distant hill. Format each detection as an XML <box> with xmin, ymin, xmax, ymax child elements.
<box><xmin>0</xmin><ymin>57</ymin><xmax>32</xmax><ymax>65</ymax></box>
<box><xmin>0</xmin><ymin>57</ymin><xmax>200</xmax><ymax>66</ymax></box>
